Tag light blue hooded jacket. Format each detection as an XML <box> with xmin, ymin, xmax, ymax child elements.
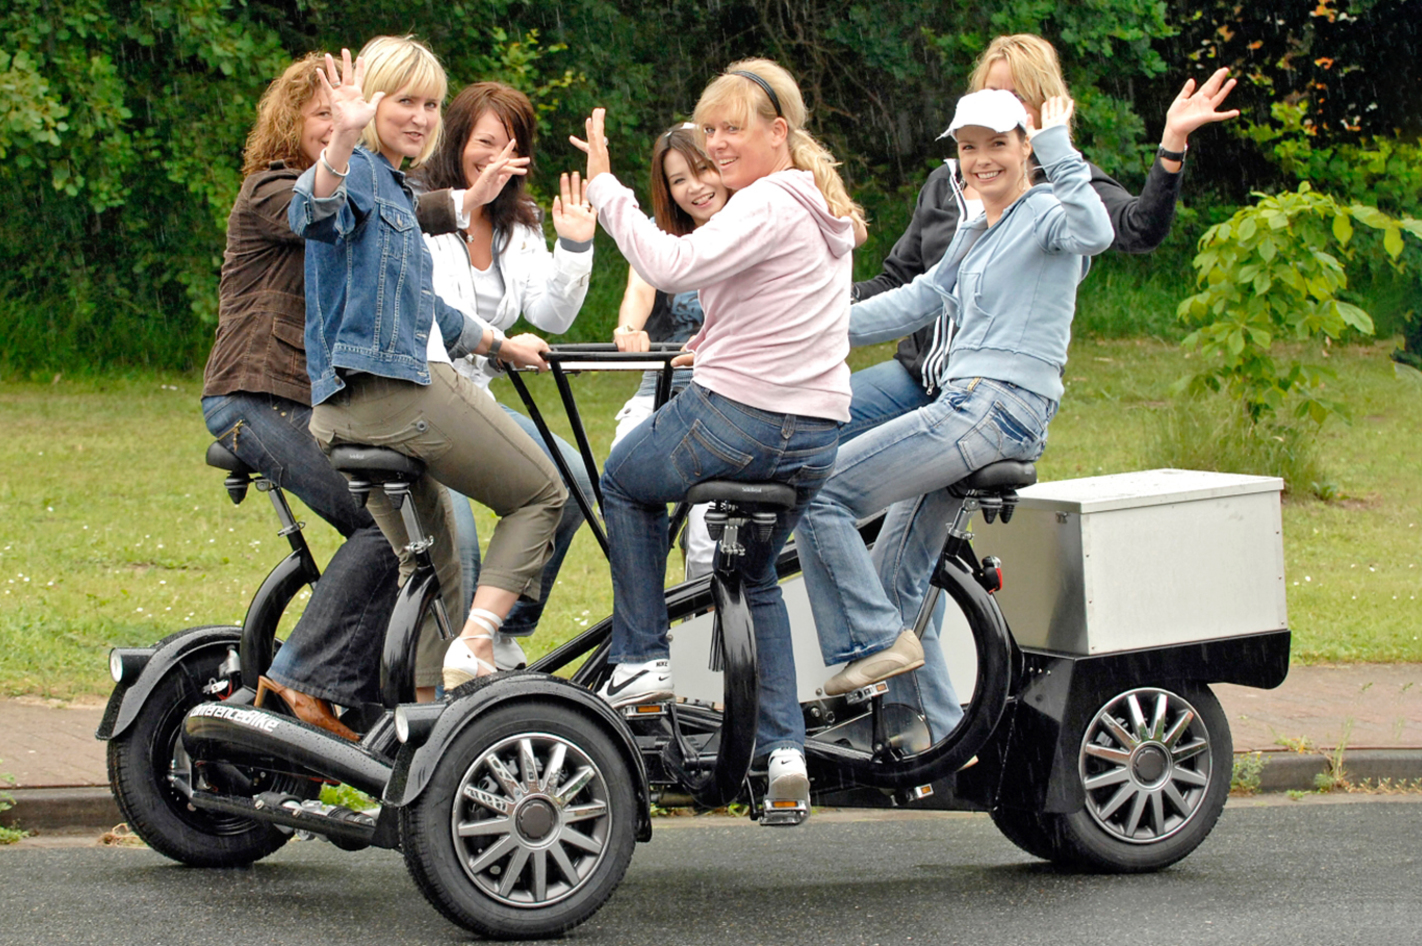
<box><xmin>848</xmin><ymin>124</ymin><xmax>1113</xmax><ymax>402</ymax></box>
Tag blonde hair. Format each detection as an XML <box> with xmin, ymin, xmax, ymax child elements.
<box><xmin>692</xmin><ymin>58</ymin><xmax>863</xmax><ymax>226</ymax></box>
<box><xmin>242</xmin><ymin>52</ymin><xmax>326</xmax><ymax>176</ymax></box>
<box><xmin>967</xmin><ymin>34</ymin><xmax>1073</xmax><ymax>132</ymax></box>
<box><xmin>355</xmin><ymin>35</ymin><xmax>448</xmax><ymax>166</ymax></box>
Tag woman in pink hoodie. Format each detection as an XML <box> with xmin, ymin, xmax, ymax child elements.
<box><xmin>574</xmin><ymin>58</ymin><xmax>860</xmax><ymax>816</ymax></box>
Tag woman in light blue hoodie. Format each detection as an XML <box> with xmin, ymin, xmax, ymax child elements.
<box><xmin>795</xmin><ymin>89</ymin><xmax>1113</xmax><ymax>731</ymax></box>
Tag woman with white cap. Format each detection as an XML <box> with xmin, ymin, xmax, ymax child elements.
<box><xmin>794</xmin><ymin>88</ymin><xmax>1113</xmax><ymax>721</ymax></box>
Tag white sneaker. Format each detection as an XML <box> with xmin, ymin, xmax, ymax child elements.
<box><xmin>493</xmin><ymin>632</ymin><xmax>527</xmax><ymax>672</ymax></box>
<box><xmin>766</xmin><ymin>747</ymin><xmax>810</xmax><ymax>811</ymax></box>
<box><xmin>596</xmin><ymin>658</ymin><xmax>674</xmax><ymax>708</ymax></box>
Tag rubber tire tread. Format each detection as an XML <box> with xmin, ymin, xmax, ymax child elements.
<box><xmin>399</xmin><ymin>701</ymin><xmax>637</xmax><ymax>940</ymax></box>
<box><xmin>106</xmin><ymin>631</ymin><xmax>294</xmax><ymax>867</ymax></box>
<box><xmin>1044</xmin><ymin>682</ymin><xmax>1232</xmax><ymax>873</ymax></box>
<box><xmin>989</xmin><ymin>805</ymin><xmax>1061</xmax><ymax>862</ymax></box>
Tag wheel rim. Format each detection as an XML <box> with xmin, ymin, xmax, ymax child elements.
<box><xmin>1078</xmin><ymin>687</ymin><xmax>1214</xmax><ymax>844</ymax></box>
<box><xmin>450</xmin><ymin>731</ymin><xmax>614</xmax><ymax>908</ymax></box>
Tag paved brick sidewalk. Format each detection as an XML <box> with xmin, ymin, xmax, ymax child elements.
<box><xmin>4</xmin><ymin>663</ymin><xmax>1419</xmax><ymax>791</ymax></box>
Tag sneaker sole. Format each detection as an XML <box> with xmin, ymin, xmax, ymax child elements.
<box><xmin>766</xmin><ymin>772</ymin><xmax>810</xmax><ymax>803</ymax></box>
<box><xmin>823</xmin><ymin>657</ymin><xmax>926</xmax><ymax>697</ymax></box>
<box><xmin>602</xmin><ymin>687</ymin><xmax>674</xmax><ymax>710</ymax></box>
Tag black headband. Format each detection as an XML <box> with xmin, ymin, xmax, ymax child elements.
<box><xmin>729</xmin><ymin>70</ymin><xmax>783</xmax><ymax>118</ymax></box>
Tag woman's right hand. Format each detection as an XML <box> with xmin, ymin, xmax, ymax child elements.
<box><xmin>494</xmin><ymin>332</ymin><xmax>550</xmax><ymax>372</ymax></box>
<box><xmin>613</xmin><ymin>324</ymin><xmax>650</xmax><ymax>353</ymax></box>
<box><xmin>320</xmin><ymin>50</ymin><xmax>381</xmax><ymax>144</ymax></box>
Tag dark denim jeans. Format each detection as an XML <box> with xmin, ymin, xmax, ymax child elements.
<box><xmin>202</xmin><ymin>393</ymin><xmax>399</xmax><ymax>706</ymax></box>
<box><xmin>601</xmin><ymin>383</ymin><xmax>839</xmax><ymax>757</ymax></box>
<box><xmin>447</xmin><ymin>403</ymin><xmax>593</xmax><ymax>637</ymax></box>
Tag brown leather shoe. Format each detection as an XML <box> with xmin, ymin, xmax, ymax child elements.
<box><xmin>255</xmin><ymin>676</ymin><xmax>359</xmax><ymax>742</ymax></box>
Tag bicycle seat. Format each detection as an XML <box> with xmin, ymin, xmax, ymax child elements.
<box><xmin>949</xmin><ymin>460</ymin><xmax>1037</xmax><ymax>496</ymax></box>
<box><xmin>327</xmin><ymin>445</ymin><xmax>426</xmax><ymax>481</ymax></box>
<box><xmin>205</xmin><ymin>441</ymin><xmax>255</xmax><ymax>476</ymax></box>
<box><xmin>686</xmin><ymin>480</ymin><xmax>797</xmax><ymax>510</ymax></box>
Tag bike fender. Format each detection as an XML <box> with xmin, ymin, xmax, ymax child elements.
<box><xmin>98</xmin><ymin>624</ymin><xmax>244</xmax><ymax>741</ymax></box>
<box><xmin>1002</xmin><ymin>629</ymin><xmax>1292</xmax><ymax>814</ymax></box>
<box><xmin>384</xmin><ymin>672</ymin><xmax>653</xmax><ymax>842</ymax></box>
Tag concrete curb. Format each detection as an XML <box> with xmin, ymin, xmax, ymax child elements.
<box><xmin>7</xmin><ymin>749</ymin><xmax>1422</xmax><ymax>834</ymax></box>
<box><xmin>1245</xmin><ymin>748</ymin><xmax>1422</xmax><ymax>793</ymax></box>
<box><xmin>3</xmin><ymin>787</ymin><xmax>122</xmax><ymax>834</ymax></box>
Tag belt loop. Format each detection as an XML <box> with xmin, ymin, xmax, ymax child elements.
<box><xmin>966</xmin><ymin>377</ymin><xmax>980</xmax><ymax>392</ymax></box>
<box><xmin>781</xmin><ymin>415</ymin><xmax>795</xmax><ymax>439</ymax></box>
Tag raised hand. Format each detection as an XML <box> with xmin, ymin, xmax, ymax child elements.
<box><xmin>551</xmin><ymin>171</ymin><xmax>597</xmax><ymax>243</ymax></box>
<box><xmin>319</xmin><ymin>49</ymin><xmax>382</xmax><ymax>142</ymax></box>
<box><xmin>568</xmin><ymin>107</ymin><xmax>611</xmax><ymax>182</ymax></box>
<box><xmin>461</xmin><ymin>138</ymin><xmax>530</xmax><ymax>216</ymax></box>
<box><xmin>1029</xmin><ymin>96</ymin><xmax>1075</xmax><ymax>139</ymax></box>
<box><xmin>1163</xmin><ymin>68</ymin><xmax>1240</xmax><ymax>146</ymax></box>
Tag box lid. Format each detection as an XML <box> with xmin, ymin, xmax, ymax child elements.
<box><xmin>1013</xmin><ymin>468</ymin><xmax>1284</xmax><ymax>514</ymax></box>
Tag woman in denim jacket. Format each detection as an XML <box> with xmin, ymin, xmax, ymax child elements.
<box><xmin>289</xmin><ymin>38</ymin><xmax>565</xmax><ymax>698</ymax></box>
<box><xmin>795</xmin><ymin>90</ymin><xmax>1113</xmax><ymax>736</ymax></box>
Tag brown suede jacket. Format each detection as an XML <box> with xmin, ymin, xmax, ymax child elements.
<box><xmin>201</xmin><ymin>162</ymin><xmax>458</xmax><ymax>404</ymax></box>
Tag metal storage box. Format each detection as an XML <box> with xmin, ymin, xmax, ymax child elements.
<box><xmin>972</xmin><ymin>468</ymin><xmax>1288</xmax><ymax>655</ymax></box>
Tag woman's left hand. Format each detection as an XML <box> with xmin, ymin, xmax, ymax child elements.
<box><xmin>1161</xmin><ymin>67</ymin><xmax>1240</xmax><ymax>152</ymax></box>
<box><xmin>551</xmin><ymin>171</ymin><xmax>597</xmax><ymax>243</ymax></box>
<box><xmin>1029</xmin><ymin>96</ymin><xmax>1075</xmax><ymax>138</ymax></box>
<box><xmin>568</xmin><ymin>107</ymin><xmax>611</xmax><ymax>183</ymax></box>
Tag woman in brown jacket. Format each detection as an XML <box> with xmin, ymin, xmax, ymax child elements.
<box><xmin>200</xmin><ymin>53</ymin><xmax>463</xmax><ymax>735</ymax></box>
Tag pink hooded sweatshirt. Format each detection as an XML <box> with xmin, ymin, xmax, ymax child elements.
<box><xmin>587</xmin><ymin>168</ymin><xmax>854</xmax><ymax>422</ymax></box>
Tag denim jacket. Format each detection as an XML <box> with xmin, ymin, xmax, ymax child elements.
<box><xmin>848</xmin><ymin>125</ymin><xmax>1113</xmax><ymax>402</ymax></box>
<box><xmin>289</xmin><ymin>147</ymin><xmax>482</xmax><ymax>405</ymax></box>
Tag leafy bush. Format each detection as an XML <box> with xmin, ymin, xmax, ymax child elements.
<box><xmin>1176</xmin><ymin>183</ymin><xmax>1422</xmax><ymax>425</ymax></box>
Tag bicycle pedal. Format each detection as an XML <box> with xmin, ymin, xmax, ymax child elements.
<box><xmin>760</xmin><ymin>798</ymin><xmax>809</xmax><ymax>827</ymax></box>
<box><xmin>845</xmin><ymin>680</ymin><xmax>890</xmax><ymax>706</ymax></box>
<box><xmin>620</xmin><ymin>702</ymin><xmax>671</xmax><ymax>719</ymax></box>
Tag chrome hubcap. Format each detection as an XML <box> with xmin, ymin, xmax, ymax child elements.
<box><xmin>451</xmin><ymin>732</ymin><xmax>612</xmax><ymax>907</ymax></box>
<box><xmin>1078</xmin><ymin>687</ymin><xmax>1213</xmax><ymax>844</ymax></box>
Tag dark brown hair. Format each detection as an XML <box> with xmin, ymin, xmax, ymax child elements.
<box><xmin>649</xmin><ymin>125</ymin><xmax>720</xmax><ymax>236</ymax></box>
<box><xmin>417</xmin><ymin>81</ymin><xmax>539</xmax><ymax>236</ymax></box>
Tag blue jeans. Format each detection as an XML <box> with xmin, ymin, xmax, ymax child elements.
<box><xmin>797</xmin><ymin>376</ymin><xmax>1055</xmax><ymax>739</ymax></box>
<box><xmin>202</xmin><ymin>393</ymin><xmax>399</xmax><ymax>706</ymax></box>
<box><xmin>447</xmin><ymin>404</ymin><xmax>592</xmax><ymax>636</ymax></box>
<box><xmin>601</xmin><ymin>383</ymin><xmax>839</xmax><ymax>757</ymax></box>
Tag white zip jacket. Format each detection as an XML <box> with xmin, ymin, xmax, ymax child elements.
<box><xmin>425</xmin><ymin>221</ymin><xmax>593</xmax><ymax>391</ymax></box>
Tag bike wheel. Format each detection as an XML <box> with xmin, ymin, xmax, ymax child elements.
<box><xmin>107</xmin><ymin>630</ymin><xmax>315</xmax><ymax>867</ymax></box>
<box><xmin>400</xmin><ymin>701</ymin><xmax>637</xmax><ymax>939</ymax></box>
<box><xmin>1042</xmin><ymin>682</ymin><xmax>1231</xmax><ymax>872</ymax></box>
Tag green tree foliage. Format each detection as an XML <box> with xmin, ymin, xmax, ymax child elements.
<box><xmin>1176</xmin><ymin>183</ymin><xmax>1422</xmax><ymax>424</ymax></box>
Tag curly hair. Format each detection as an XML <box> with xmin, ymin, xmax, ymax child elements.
<box><xmin>417</xmin><ymin>82</ymin><xmax>540</xmax><ymax>238</ymax></box>
<box><xmin>241</xmin><ymin>52</ymin><xmax>327</xmax><ymax>176</ymax></box>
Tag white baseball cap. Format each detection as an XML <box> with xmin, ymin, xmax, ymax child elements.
<box><xmin>943</xmin><ymin>89</ymin><xmax>1029</xmax><ymax>140</ymax></box>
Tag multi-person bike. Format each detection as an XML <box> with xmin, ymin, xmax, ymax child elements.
<box><xmin>100</xmin><ymin>345</ymin><xmax>1290</xmax><ymax>937</ymax></box>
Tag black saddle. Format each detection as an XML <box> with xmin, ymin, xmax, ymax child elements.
<box><xmin>686</xmin><ymin>480</ymin><xmax>798</xmax><ymax>510</ymax></box>
<box><xmin>205</xmin><ymin>441</ymin><xmax>255</xmax><ymax>476</ymax></box>
<box><xmin>949</xmin><ymin>460</ymin><xmax>1037</xmax><ymax>497</ymax></box>
<box><xmin>327</xmin><ymin>445</ymin><xmax>425</xmax><ymax>481</ymax></box>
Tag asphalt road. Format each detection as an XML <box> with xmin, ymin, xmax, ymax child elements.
<box><xmin>3</xmin><ymin>796</ymin><xmax>1419</xmax><ymax>946</ymax></box>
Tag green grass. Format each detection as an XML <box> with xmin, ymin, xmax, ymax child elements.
<box><xmin>1</xmin><ymin>337</ymin><xmax>1418</xmax><ymax>700</ymax></box>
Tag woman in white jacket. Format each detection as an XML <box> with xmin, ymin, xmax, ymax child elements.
<box><xmin>417</xmin><ymin>81</ymin><xmax>598</xmax><ymax>668</ymax></box>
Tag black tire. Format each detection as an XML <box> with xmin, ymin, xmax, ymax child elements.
<box><xmin>1042</xmin><ymin>682</ymin><xmax>1232</xmax><ymax>873</ymax></box>
<box><xmin>400</xmin><ymin>701</ymin><xmax>637</xmax><ymax>940</ymax></box>
<box><xmin>107</xmin><ymin>633</ymin><xmax>315</xmax><ymax>867</ymax></box>
<box><xmin>989</xmin><ymin>805</ymin><xmax>1060</xmax><ymax>862</ymax></box>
